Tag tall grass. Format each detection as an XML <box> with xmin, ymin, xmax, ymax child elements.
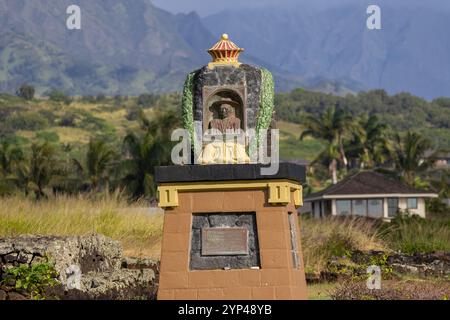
<box><xmin>0</xmin><ymin>194</ymin><xmax>164</xmax><ymax>258</ymax></box>
<box><xmin>300</xmin><ymin>216</ymin><xmax>386</xmax><ymax>274</ymax></box>
<box><xmin>381</xmin><ymin>214</ymin><xmax>450</xmax><ymax>254</ymax></box>
<box><xmin>1</xmin><ymin>195</ymin><xmax>448</xmax><ymax>267</ymax></box>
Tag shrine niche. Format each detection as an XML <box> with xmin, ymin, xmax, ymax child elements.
<box><xmin>202</xmin><ymin>87</ymin><xmax>246</xmax><ymax>133</ymax></box>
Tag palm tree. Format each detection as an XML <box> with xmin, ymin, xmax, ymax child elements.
<box><xmin>13</xmin><ymin>142</ymin><xmax>60</xmax><ymax>199</ymax></box>
<box><xmin>0</xmin><ymin>141</ymin><xmax>24</xmax><ymax>177</ymax></box>
<box><xmin>347</xmin><ymin>115</ymin><xmax>392</xmax><ymax>169</ymax></box>
<box><xmin>72</xmin><ymin>139</ymin><xmax>116</xmax><ymax>192</ymax></box>
<box><xmin>300</xmin><ymin>107</ymin><xmax>353</xmax><ymax>183</ymax></box>
<box><xmin>310</xmin><ymin>142</ymin><xmax>341</xmax><ymax>184</ymax></box>
<box><xmin>393</xmin><ymin>131</ymin><xmax>436</xmax><ymax>186</ymax></box>
<box><xmin>121</xmin><ymin>108</ymin><xmax>180</xmax><ymax>199</ymax></box>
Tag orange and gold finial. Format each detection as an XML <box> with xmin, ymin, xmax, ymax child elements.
<box><xmin>207</xmin><ymin>34</ymin><xmax>244</xmax><ymax>69</ymax></box>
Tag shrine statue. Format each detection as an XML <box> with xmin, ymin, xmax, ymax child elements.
<box><xmin>208</xmin><ymin>98</ymin><xmax>241</xmax><ymax>133</ymax></box>
<box><xmin>198</xmin><ymin>97</ymin><xmax>250</xmax><ymax>164</ymax></box>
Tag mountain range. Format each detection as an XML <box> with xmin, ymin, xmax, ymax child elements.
<box><xmin>0</xmin><ymin>0</ymin><xmax>449</xmax><ymax>99</ymax></box>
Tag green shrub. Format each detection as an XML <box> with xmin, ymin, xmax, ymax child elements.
<box><xmin>59</xmin><ymin>112</ymin><xmax>77</xmax><ymax>127</ymax></box>
<box><xmin>38</xmin><ymin>110</ymin><xmax>56</xmax><ymax>126</ymax></box>
<box><xmin>47</xmin><ymin>90</ymin><xmax>72</xmax><ymax>105</ymax></box>
<box><xmin>1</xmin><ymin>263</ymin><xmax>59</xmax><ymax>300</ymax></box>
<box><xmin>427</xmin><ymin>198</ymin><xmax>449</xmax><ymax>214</ymax></box>
<box><xmin>137</xmin><ymin>93</ymin><xmax>158</xmax><ymax>108</ymax></box>
<box><xmin>8</xmin><ymin>112</ymin><xmax>49</xmax><ymax>131</ymax></box>
<box><xmin>36</xmin><ymin>131</ymin><xmax>59</xmax><ymax>143</ymax></box>
<box><xmin>16</xmin><ymin>84</ymin><xmax>35</xmax><ymax>100</ymax></box>
<box><xmin>126</xmin><ymin>106</ymin><xmax>141</xmax><ymax>121</ymax></box>
<box><xmin>80</xmin><ymin>95</ymin><xmax>97</xmax><ymax>103</ymax></box>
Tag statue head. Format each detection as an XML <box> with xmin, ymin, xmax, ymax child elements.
<box><xmin>214</xmin><ymin>97</ymin><xmax>238</xmax><ymax>120</ymax></box>
<box><xmin>219</xmin><ymin>103</ymin><xmax>234</xmax><ymax>119</ymax></box>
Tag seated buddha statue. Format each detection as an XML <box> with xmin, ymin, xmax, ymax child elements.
<box><xmin>198</xmin><ymin>98</ymin><xmax>250</xmax><ymax>164</ymax></box>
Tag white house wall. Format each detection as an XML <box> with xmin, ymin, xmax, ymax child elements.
<box><xmin>398</xmin><ymin>197</ymin><xmax>426</xmax><ymax>218</ymax></box>
<box><xmin>313</xmin><ymin>197</ymin><xmax>427</xmax><ymax>219</ymax></box>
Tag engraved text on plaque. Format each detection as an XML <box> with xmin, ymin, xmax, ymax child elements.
<box><xmin>202</xmin><ymin>227</ymin><xmax>249</xmax><ymax>256</ymax></box>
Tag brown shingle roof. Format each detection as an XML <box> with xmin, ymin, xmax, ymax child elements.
<box><xmin>305</xmin><ymin>171</ymin><xmax>434</xmax><ymax>199</ymax></box>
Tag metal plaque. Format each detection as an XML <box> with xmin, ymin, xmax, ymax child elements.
<box><xmin>201</xmin><ymin>227</ymin><xmax>249</xmax><ymax>256</ymax></box>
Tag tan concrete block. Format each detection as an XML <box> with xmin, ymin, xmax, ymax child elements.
<box><xmin>210</xmin><ymin>270</ymin><xmax>241</xmax><ymax>288</ymax></box>
<box><xmin>160</xmin><ymin>251</ymin><xmax>189</xmax><ymax>272</ymax></box>
<box><xmin>163</xmin><ymin>213</ymin><xmax>192</xmax><ymax>233</ymax></box>
<box><xmin>252</xmin><ymin>287</ymin><xmax>276</xmax><ymax>300</ymax></box>
<box><xmin>192</xmin><ymin>191</ymin><xmax>224</xmax><ymax>212</ymax></box>
<box><xmin>238</xmin><ymin>270</ymin><xmax>261</xmax><ymax>287</ymax></box>
<box><xmin>291</xmin><ymin>286</ymin><xmax>308</xmax><ymax>300</ymax></box>
<box><xmin>159</xmin><ymin>271</ymin><xmax>189</xmax><ymax>289</ymax></box>
<box><xmin>174</xmin><ymin>289</ymin><xmax>198</xmax><ymax>300</ymax></box>
<box><xmin>197</xmin><ymin>288</ymin><xmax>225</xmax><ymax>300</ymax></box>
<box><xmin>223</xmin><ymin>287</ymin><xmax>252</xmax><ymax>300</ymax></box>
<box><xmin>275</xmin><ymin>286</ymin><xmax>294</xmax><ymax>299</ymax></box>
<box><xmin>157</xmin><ymin>289</ymin><xmax>174</xmax><ymax>300</ymax></box>
<box><xmin>257</xmin><ymin>230</ymin><xmax>289</xmax><ymax>250</ymax></box>
<box><xmin>256</xmin><ymin>212</ymin><xmax>288</xmax><ymax>231</ymax></box>
<box><xmin>261</xmin><ymin>269</ymin><xmax>291</xmax><ymax>286</ymax></box>
<box><xmin>188</xmin><ymin>271</ymin><xmax>214</xmax><ymax>288</ymax></box>
<box><xmin>253</xmin><ymin>189</ymin><xmax>268</xmax><ymax>209</ymax></box>
<box><xmin>260</xmin><ymin>249</ymin><xmax>290</xmax><ymax>269</ymax></box>
<box><xmin>222</xmin><ymin>191</ymin><xmax>255</xmax><ymax>211</ymax></box>
<box><xmin>291</xmin><ymin>270</ymin><xmax>302</xmax><ymax>286</ymax></box>
<box><xmin>161</xmin><ymin>232</ymin><xmax>190</xmax><ymax>252</ymax></box>
<box><xmin>177</xmin><ymin>192</ymin><xmax>193</xmax><ymax>212</ymax></box>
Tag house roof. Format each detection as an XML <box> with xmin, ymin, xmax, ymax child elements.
<box><xmin>423</xmin><ymin>150</ymin><xmax>450</xmax><ymax>159</ymax></box>
<box><xmin>305</xmin><ymin>171</ymin><xmax>437</xmax><ymax>201</ymax></box>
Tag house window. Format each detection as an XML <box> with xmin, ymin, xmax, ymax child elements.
<box><xmin>387</xmin><ymin>198</ymin><xmax>399</xmax><ymax>217</ymax></box>
<box><xmin>352</xmin><ymin>199</ymin><xmax>367</xmax><ymax>216</ymax></box>
<box><xmin>407</xmin><ymin>198</ymin><xmax>418</xmax><ymax>209</ymax></box>
<box><xmin>368</xmin><ymin>199</ymin><xmax>383</xmax><ymax>218</ymax></box>
<box><xmin>336</xmin><ymin>200</ymin><xmax>351</xmax><ymax>216</ymax></box>
<box><xmin>313</xmin><ymin>202</ymin><xmax>321</xmax><ymax>218</ymax></box>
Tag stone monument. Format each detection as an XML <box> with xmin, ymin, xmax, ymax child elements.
<box><xmin>156</xmin><ymin>34</ymin><xmax>307</xmax><ymax>300</ymax></box>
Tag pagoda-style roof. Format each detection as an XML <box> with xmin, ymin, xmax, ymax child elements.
<box><xmin>207</xmin><ymin>34</ymin><xmax>244</xmax><ymax>69</ymax></box>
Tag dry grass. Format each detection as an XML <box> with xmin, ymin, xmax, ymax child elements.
<box><xmin>0</xmin><ymin>194</ymin><xmax>164</xmax><ymax>259</ymax></box>
<box><xmin>0</xmin><ymin>197</ymin><xmax>416</xmax><ymax>270</ymax></box>
<box><xmin>300</xmin><ymin>216</ymin><xmax>387</xmax><ymax>274</ymax></box>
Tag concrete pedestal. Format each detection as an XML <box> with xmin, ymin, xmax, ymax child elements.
<box><xmin>155</xmin><ymin>163</ymin><xmax>308</xmax><ymax>300</ymax></box>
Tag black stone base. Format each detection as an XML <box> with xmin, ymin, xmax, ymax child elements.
<box><xmin>155</xmin><ymin>163</ymin><xmax>306</xmax><ymax>184</ymax></box>
<box><xmin>189</xmin><ymin>213</ymin><xmax>260</xmax><ymax>270</ymax></box>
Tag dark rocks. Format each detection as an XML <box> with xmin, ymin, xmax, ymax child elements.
<box><xmin>0</xmin><ymin>234</ymin><xmax>123</xmax><ymax>284</ymax></box>
<box><xmin>122</xmin><ymin>258</ymin><xmax>159</xmax><ymax>274</ymax></box>
<box><xmin>46</xmin><ymin>269</ymin><xmax>156</xmax><ymax>300</ymax></box>
<box><xmin>306</xmin><ymin>250</ymin><xmax>450</xmax><ymax>283</ymax></box>
<box><xmin>7</xmin><ymin>292</ymin><xmax>27</xmax><ymax>300</ymax></box>
<box><xmin>192</xmin><ymin>64</ymin><xmax>262</xmax><ymax>131</ymax></box>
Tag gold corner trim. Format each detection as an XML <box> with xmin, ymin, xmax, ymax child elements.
<box><xmin>157</xmin><ymin>179</ymin><xmax>303</xmax><ymax>209</ymax></box>
<box><xmin>267</xmin><ymin>182</ymin><xmax>290</xmax><ymax>204</ymax></box>
<box><xmin>158</xmin><ymin>186</ymin><xmax>179</xmax><ymax>208</ymax></box>
<box><xmin>293</xmin><ymin>186</ymin><xmax>303</xmax><ymax>208</ymax></box>
<box><xmin>207</xmin><ymin>61</ymin><xmax>241</xmax><ymax>70</ymax></box>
